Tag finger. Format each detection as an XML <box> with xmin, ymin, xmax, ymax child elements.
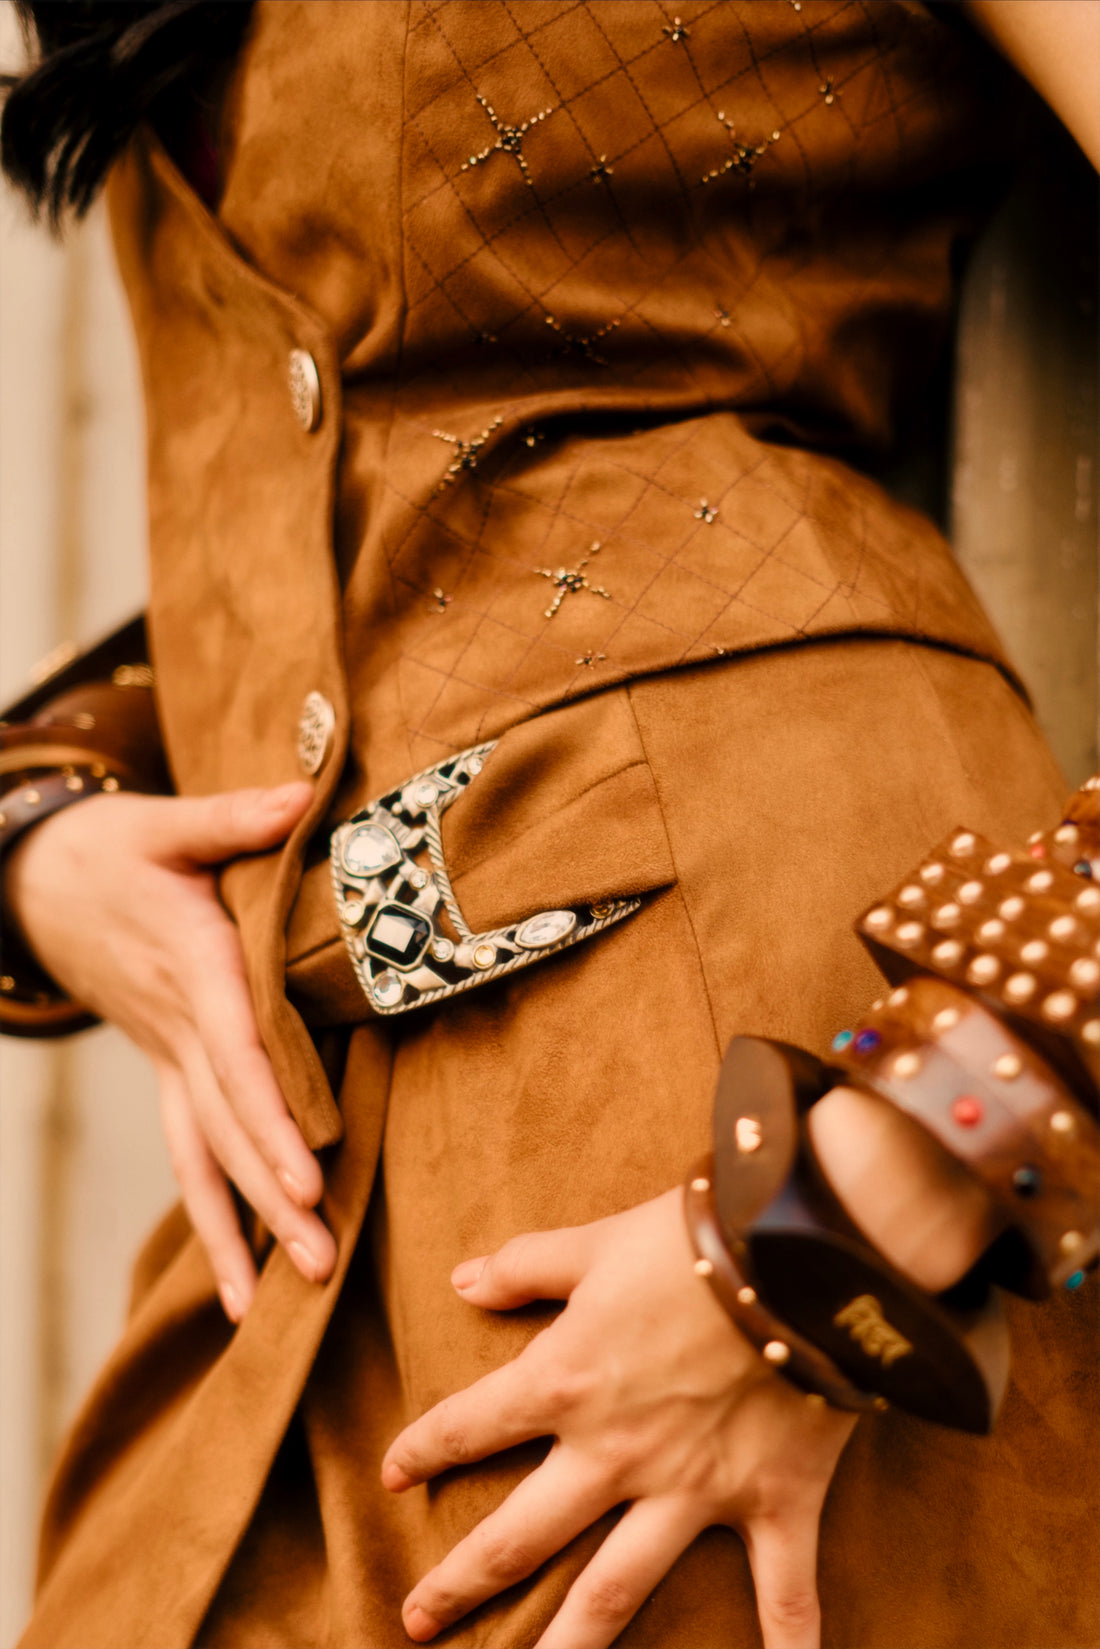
<box><xmin>188</xmin><ymin>930</ymin><xmax>323</xmax><ymax>1207</ymax></box>
<box><xmin>382</xmin><ymin>1345</ymin><xmax>565</xmax><ymax>1491</ymax></box>
<box><xmin>140</xmin><ymin>782</ymin><xmax>314</xmax><ymax>867</ymax></box>
<box><xmin>178</xmin><ymin>1039</ymin><xmax>336</xmax><ymax>1285</ymax></box>
<box><xmin>742</xmin><ymin>1510</ymin><xmax>823</xmax><ymax>1649</ymax></box>
<box><xmin>402</xmin><ymin>1446</ymin><xmax>613</xmax><ymax>1641</ymax></box>
<box><xmin>158</xmin><ymin>1066</ymin><xmax>257</xmax><ymax>1321</ymax></box>
<box><xmin>535</xmin><ymin>1496</ymin><xmax>703</xmax><ymax>1649</ymax></box>
<box><xmin>451</xmin><ymin>1223</ymin><xmax>595</xmax><ymax>1307</ymax></box>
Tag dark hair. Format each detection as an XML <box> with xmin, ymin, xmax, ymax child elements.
<box><xmin>0</xmin><ymin>1</ymin><xmax>253</xmax><ymax>223</ymax></box>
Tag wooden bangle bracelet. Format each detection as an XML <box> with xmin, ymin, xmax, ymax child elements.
<box><xmin>683</xmin><ymin>1158</ymin><xmax>880</xmax><ymax>1413</ymax></box>
<box><xmin>830</xmin><ymin>976</ymin><xmax>1100</xmax><ymax>1296</ymax></box>
<box><xmin>708</xmin><ymin>1036</ymin><xmax>1010</xmax><ymax>1433</ymax></box>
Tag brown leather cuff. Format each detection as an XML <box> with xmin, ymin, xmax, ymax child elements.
<box><xmin>856</xmin><ymin>826</ymin><xmax>1100</xmax><ymax>1108</ymax></box>
<box><xmin>830</xmin><ymin>977</ymin><xmax>1100</xmax><ymax>1296</ymax></box>
<box><xmin>0</xmin><ymin>768</ymin><xmax>133</xmax><ymax>1038</ymax></box>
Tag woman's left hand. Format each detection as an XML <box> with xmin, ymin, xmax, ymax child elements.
<box><xmin>382</xmin><ymin>1188</ymin><xmax>856</xmax><ymax>1649</ymax></box>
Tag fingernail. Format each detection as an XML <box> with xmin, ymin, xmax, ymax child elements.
<box><xmin>278</xmin><ymin>1168</ymin><xmax>305</xmax><ymax>1203</ymax></box>
<box><xmin>219</xmin><ymin>1282</ymin><xmax>241</xmax><ymax>1322</ymax></box>
<box><xmin>381</xmin><ymin>1460</ymin><xmax>413</xmax><ymax>1493</ymax></box>
<box><xmin>404</xmin><ymin>1603</ymin><xmax>441</xmax><ymax>1641</ymax></box>
<box><xmin>288</xmin><ymin>1240</ymin><xmax>321</xmax><ymax>1282</ymax></box>
<box><xmin>451</xmin><ymin>1256</ymin><xmax>487</xmax><ymax>1291</ymax></box>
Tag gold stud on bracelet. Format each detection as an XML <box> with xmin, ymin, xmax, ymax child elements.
<box><xmin>1020</xmin><ymin>940</ymin><xmax>1049</xmax><ymax>965</ymax></box>
<box><xmin>978</xmin><ymin>919</ymin><xmax>1006</xmax><ymax>944</ymax></box>
<box><xmin>986</xmin><ymin>853</ymin><xmax>1012</xmax><ymax>875</ymax></box>
<box><xmin>1055</xmin><ymin>824</ymin><xmax>1080</xmax><ymax>845</ymax></box>
<box><xmin>1075</xmin><ymin>886</ymin><xmax>1100</xmax><ymax>913</ymax></box>
<box><xmin>951</xmin><ymin>833</ymin><xmax>976</xmax><ymax>857</ymax></box>
<box><xmin>1004</xmin><ymin>972</ymin><xmax>1037</xmax><ymax>1003</ymax></box>
<box><xmin>1000</xmin><ymin>896</ymin><xmax>1025</xmax><ymax>921</ymax></box>
<box><xmin>933</xmin><ymin>1006</ymin><xmax>961</xmax><ymax>1032</ymax></box>
<box><xmin>932</xmin><ymin>940</ymin><xmax>963</xmax><ymax>967</ymax></box>
<box><xmin>897</xmin><ymin>885</ymin><xmax>924</xmax><ymax>908</ymax></box>
<box><xmin>805</xmin><ymin>1392</ymin><xmax>826</xmax><ymax>1408</ymax></box>
<box><xmin>932</xmin><ymin>903</ymin><xmax>961</xmax><ymax>929</ymax></box>
<box><xmin>737</xmin><ymin>1285</ymin><xmax>757</xmax><ymax>1305</ymax></box>
<box><xmin>959</xmin><ymin>880</ymin><xmax>984</xmax><ymax>905</ymax></box>
<box><xmin>895</xmin><ymin>922</ymin><xmax>923</xmax><ymax>947</ymax></box>
<box><xmin>64</xmin><ymin>775</ymin><xmax>84</xmax><ymax>792</ymax></box>
<box><xmin>1059</xmin><ymin>1230</ymin><xmax>1084</xmax><ymax>1254</ymax></box>
<box><xmin>690</xmin><ymin>1176</ymin><xmax>710</xmax><ymax>1193</ymax></box>
<box><xmin>872</xmin><ymin>1396</ymin><xmax>890</xmax><ymax>1412</ymax></box>
<box><xmin>101</xmin><ymin>776</ymin><xmax>120</xmax><ymax>793</ymax></box>
<box><xmin>1081</xmin><ymin>1018</ymin><xmax>1100</xmax><ymax>1045</ymax></box>
<box><xmin>1042</xmin><ymin>991</ymin><xmax>1077</xmax><ymax>1023</ymax></box>
<box><xmin>1070</xmin><ymin>957</ymin><xmax>1100</xmax><ymax>990</ymax></box>
<box><xmin>864</xmin><ymin>906</ymin><xmax>892</xmax><ymax>932</ymax></box>
<box><xmin>763</xmin><ymin>1340</ymin><xmax>791</xmax><ymax>1366</ymax></box>
<box><xmin>920</xmin><ymin>862</ymin><xmax>945</xmax><ymax>884</ymax></box>
<box><xmin>1027</xmin><ymin>870</ymin><xmax>1054</xmax><ymax>893</ymax></box>
<box><xmin>888</xmin><ymin>987</ymin><xmax>909</xmax><ymax>1006</ymax></box>
<box><xmin>893</xmin><ymin>1052</ymin><xmax>921</xmax><ymax>1079</ymax></box>
<box><xmin>22</xmin><ymin>788</ymin><xmax>41</xmax><ymax>805</ymax></box>
<box><xmin>1049</xmin><ymin>915</ymin><xmax>1079</xmax><ymax>942</ymax></box>
<box><xmin>0</xmin><ymin>976</ymin><xmax>14</xmax><ymax>993</ymax></box>
<box><xmin>694</xmin><ymin>1258</ymin><xmax>715</xmax><ymax>1278</ymax></box>
<box><xmin>992</xmin><ymin>1053</ymin><xmax>1022</xmax><ymax>1080</ymax></box>
<box><xmin>967</xmin><ymin>955</ymin><xmax>1000</xmax><ymax>986</ymax></box>
<box><xmin>1050</xmin><ymin>1110</ymin><xmax>1076</xmax><ymax>1137</ymax></box>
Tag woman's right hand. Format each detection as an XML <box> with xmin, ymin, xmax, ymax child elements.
<box><xmin>3</xmin><ymin>781</ymin><xmax>336</xmax><ymax>1321</ymax></box>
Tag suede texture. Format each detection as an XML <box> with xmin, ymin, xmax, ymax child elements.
<box><xmin>23</xmin><ymin>4</ymin><xmax>1099</xmax><ymax>1646</ymax></box>
<box><xmin>25</xmin><ymin>644</ymin><xmax>1099</xmax><ymax>1649</ymax></box>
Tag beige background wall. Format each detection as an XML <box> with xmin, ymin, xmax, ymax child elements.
<box><xmin>0</xmin><ymin>7</ymin><xmax>1096</xmax><ymax>1646</ymax></box>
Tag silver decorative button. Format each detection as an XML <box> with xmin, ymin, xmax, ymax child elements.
<box><xmin>288</xmin><ymin>349</ymin><xmax>322</xmax><ymax>432</ymax></box>
<box><xmin>297</xmin><ymin>690</ymin><xmax>335</xmax><ymax>774</ymax></box>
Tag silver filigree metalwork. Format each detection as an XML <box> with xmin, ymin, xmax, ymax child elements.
<box><xmin>331</xmin><ymin>744</ymin><xmax>641</xmax><ymax>1015</ymax></box>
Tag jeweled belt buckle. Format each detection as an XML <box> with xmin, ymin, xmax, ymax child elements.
<box><xmin>330</xmin><ymin>743</ymin><xmax>641</xmax><ymax>1015</ymax></box>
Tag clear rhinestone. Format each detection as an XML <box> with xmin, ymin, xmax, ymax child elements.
<box><xmin>408</xmin><ymin>867</ymin><xmax>429</xmax><ymax>890</ymax></box>
<box><xmin>431</xmin><ymin>936</ymin><xmax>455</xmax><ymax>963</ymax></box>
<box><xmin>515</xmin><ymin>909</ymin><xmax>577</xmax><ymax>950</ymax></box>
<box><xmin>468</xmin><ymin>754</ymin><xmax>483</xmax><ymax>776</ymax></box>
<box><xmin>372</xmin><ymin>972</ymin><xmax>404</xmax><ymax>1007</ymax></box>
<box><xmin>414</xmin><ymin>781</ymin><xmax>439</xmax><ymax>808</ymax></box>
<box><xmin>342</xmin><ymin>822</ymin><xmax>402</xmax><ymax>878</ymax></box>
<box><xmin>341</xmin><ymin>899</ymin><xmax>366</xmax><ymax>925</ymax></box>
<box><xmin>472</xmin><ymin>943</ymin><xmax>497</xmax><ymax>969</ymax></box>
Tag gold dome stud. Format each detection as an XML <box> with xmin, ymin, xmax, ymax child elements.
<box><xmin>1020</xmin><ymin>940</ymin><xmax>1048</xmax><ymax>965</ymax></box>
<box><xmin>1069</xmin><ymin>958</ymin><xmax>1100</xmax><ymax>991</ymax></box>
<box><xmin>958</xmin><ymin>880</ymin><xmax>984</xmax><ymax>905</ymax></box>
<box><xmin>985</xmin><ymin>853</ymin><xmax>1012</xmax><ymax>874</ymax></box>
<box><xmin>1081</xmin><ymin>1018</ymin><xmax>1100</xmax><ymax>1046</ymax></box>
<box><xmin>932</xmin><ymin>903</ymin><xmax>961</xmax><ymax>929</ymax></box>
<box><xmin>933</xmin><ymin>1006</ymin><xmax>961</xmax><ymax>1032</ymax></box>
<box><xmin>1027</xmin><ymin>870</ymin><xmax>1054</xmax><ymax>893</ymax></box>
<box><xmin>1042</xmin><ymin>991</ymin><xmax>1078</xmax><ymax>1023</ymax></box>
<box><xmin>1050</xmin><ymin>1110</ymin><xmax>1076</xmax><ymax>1136</ymax></box>
<box><xmin>897</xmin><ymin>885</ymin><xmax>925</xmax><ymax>908</ymax></box>
<box><xmin>1003</xmin><ymin>972</ymin><xmax>1037</xmax><ymax>1003</ymax></box>
<box><xmin>690</xmin><ymin>1176</ymin><xmax>710</xmax><ymax>1193</ymax></box>
<box><xmin>893</xmin><ymin>1051</ymin><xmax>922</xmax><ymax>1078</ymax></box>
<box><xmin>865</xmin><ymin>907</ymin><xmax>892</xmax><ymax>931</ymax></box>
<box><xmin>967</xmin><ymin>955</ymin><xmax>1000</xmax><ymax>985</ymax></box>
<box><xmin>951</xmin><ymin>833</ymin><xmax>976</xmax><ymax>856</ymax></box>
<box><xmin>992</xmin><ymin>1053</ymin><xmax>1022</xmax><ymax>1080</ymax></box>
<box><xmin>694</xmin><ymin>1258</ymin><xmax>715</xmax><ymax>1278</ymax></box>
<box><xmin>895</xmin><ymin>921</ymin><xmax>923</xmax><ymax>946</ymax></box>
<box><xmin>932</xmin><ymin>940</ymin><xmax>963</xmax><ymax>967</ymax></box>
<box><xmin>1050</xmin><ymin>915</ymin><xmax>1079</xmax><ymax>942</ymax></box>
<box><xmin>737</xmin><ymin>1286</ymin><xmax>757</xmax><ymax>1305</ymax></box>
<box><xmin>763</xmin><ymin>1340</ymin><xmax>791</xmax><ymax>1366</ymax></box>
<box><xmin>920</xmin><ymin>862</ymin><xmax>945</xmax><ymax>884</ymax></box>
<box><xmin>999</xmin><ymin>896</ymin><xmax>1025</xmax><ymax>921</ymax></box>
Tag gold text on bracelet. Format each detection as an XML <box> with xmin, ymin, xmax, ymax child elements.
<box><xmin>833</xmin><ymin>1294</ymin><xmax>914</xmax><ymax>1368</ymax></box>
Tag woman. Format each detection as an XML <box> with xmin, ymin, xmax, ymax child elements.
<box><xmin>1</xmin><ymin>3</ymin><xmax>1097</xmax><ymax>1645</ymax></box>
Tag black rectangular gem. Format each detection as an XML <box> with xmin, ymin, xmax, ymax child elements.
<box><xmin>365</xmin><ymin>903</ymin><xmax>432</xmax><ymax>970</ymax></box>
